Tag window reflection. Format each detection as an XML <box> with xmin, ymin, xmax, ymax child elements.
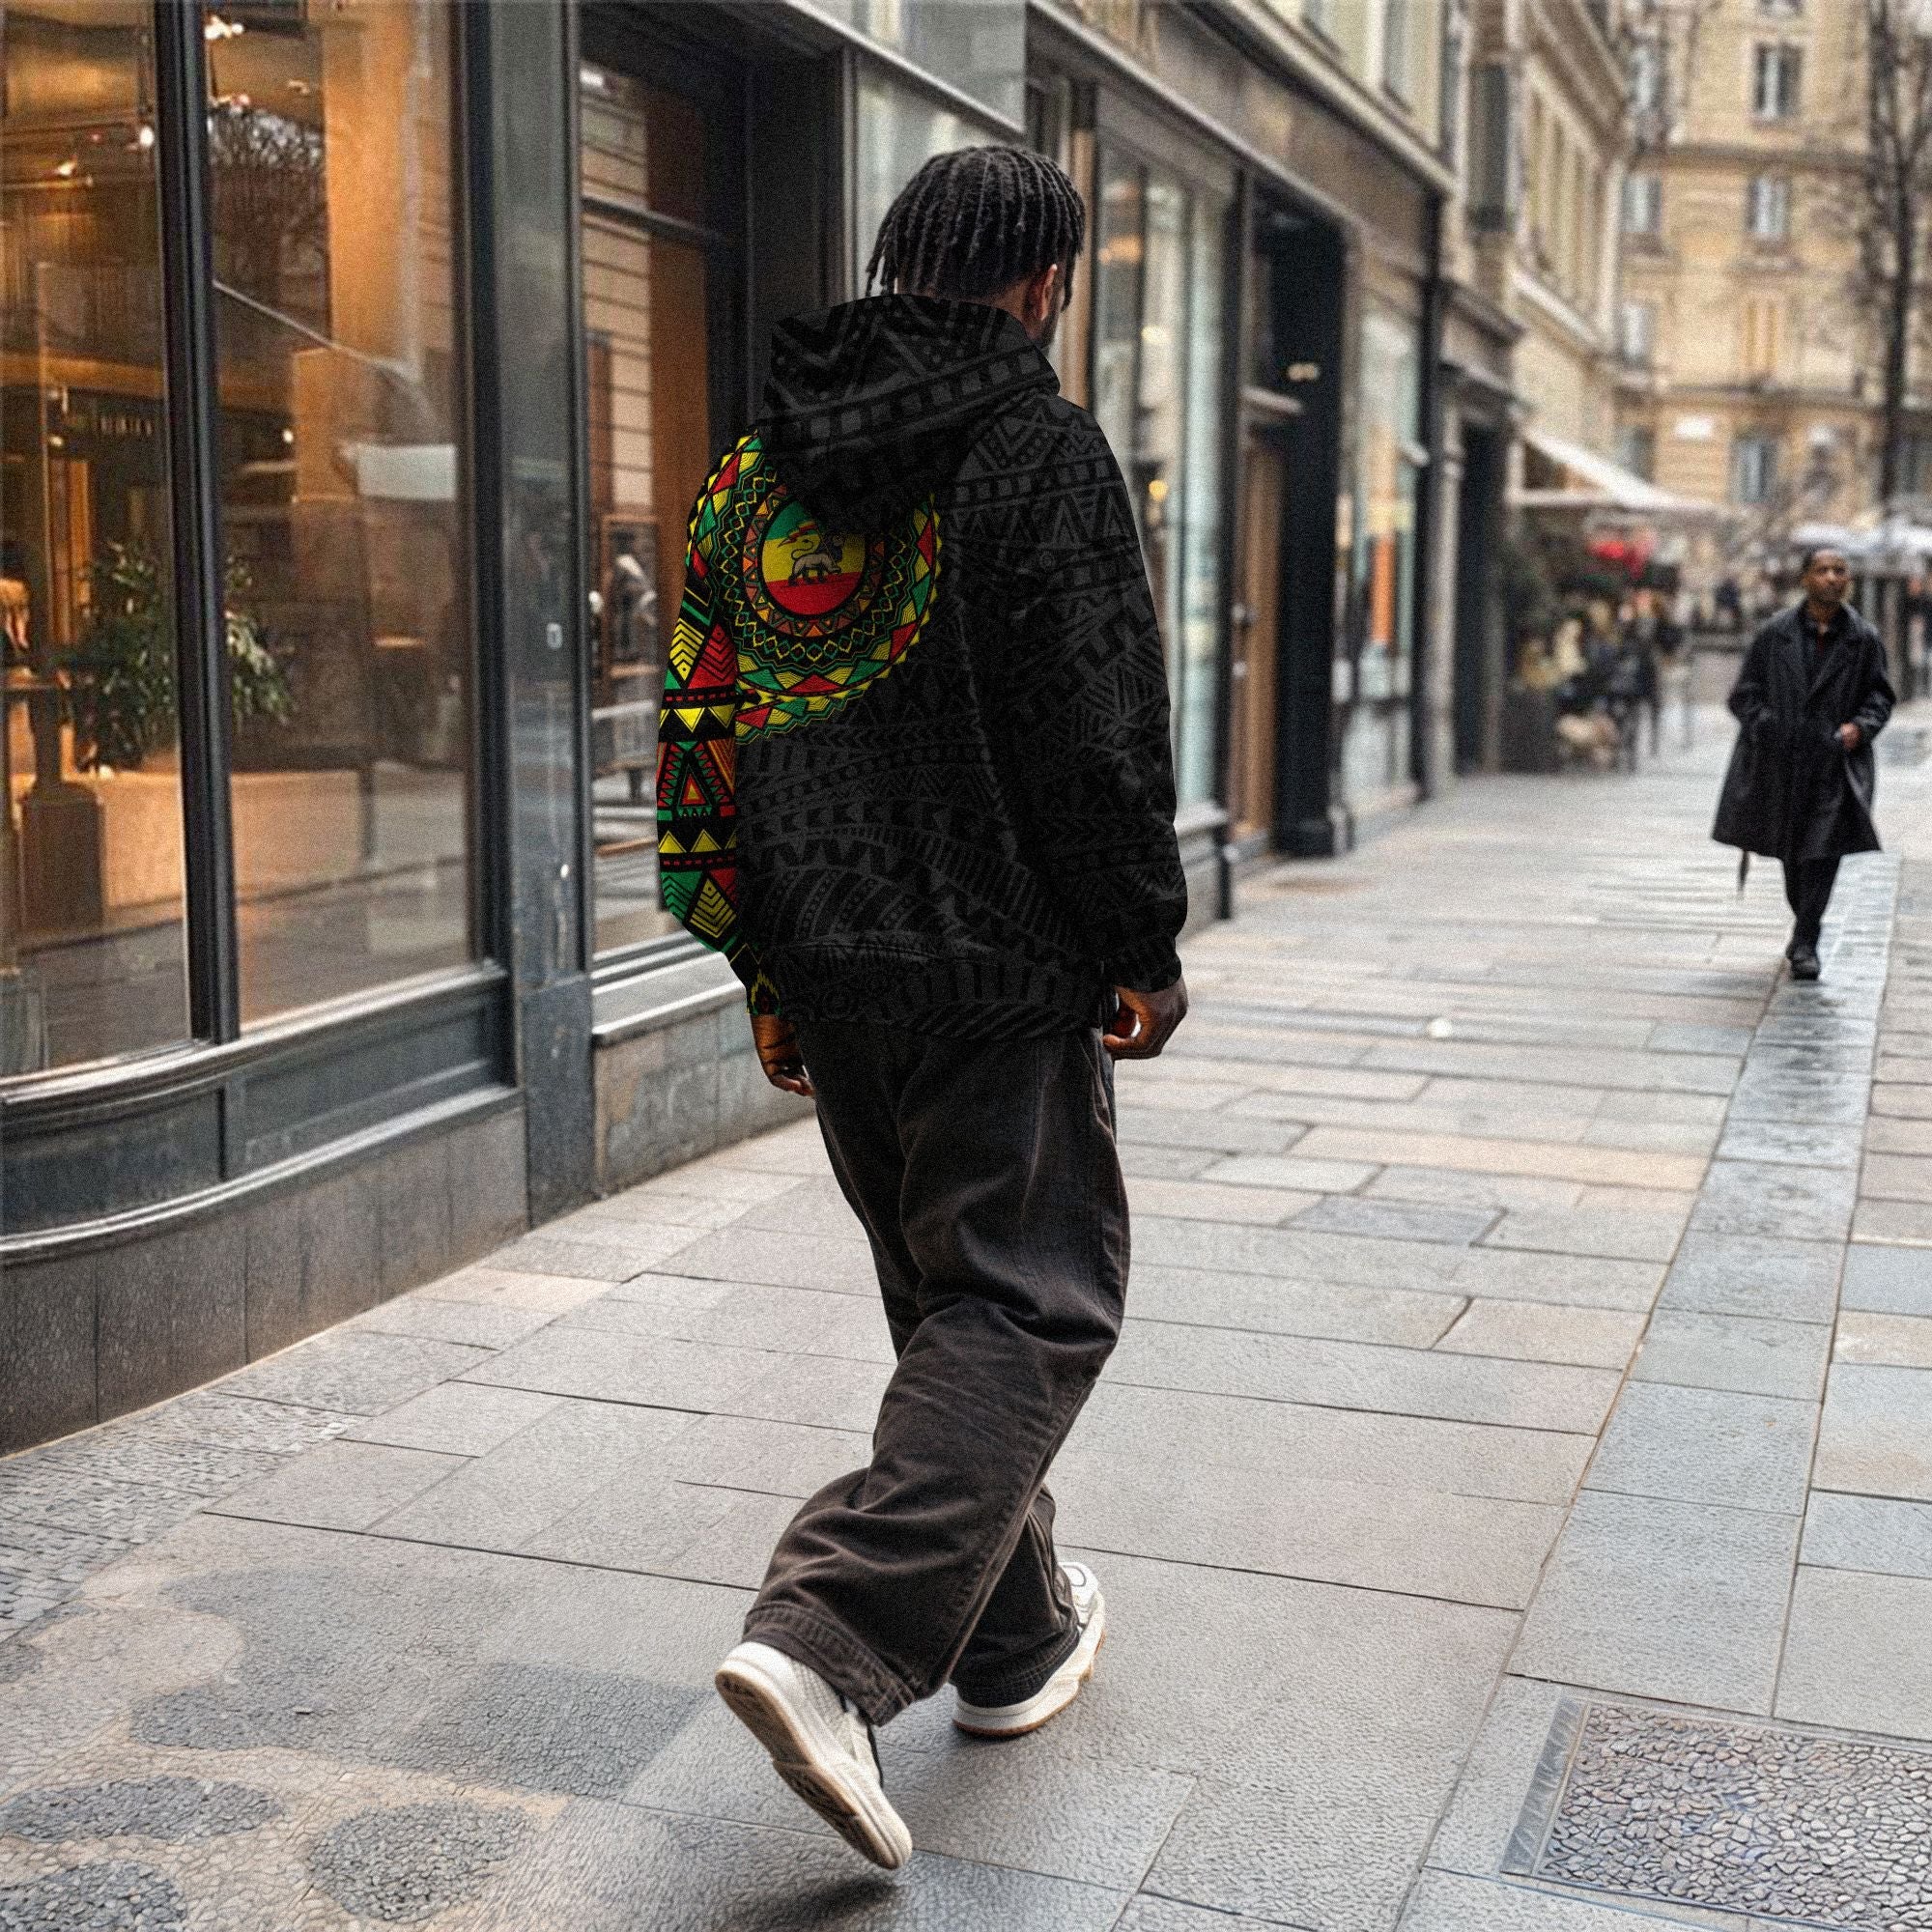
<box><xmin>1</xmin><ymin>0</ymin><xmax>190</xmax><ymax>1074</ymax></box>
<box><xmin>205</xmin><ymin>0</ymin><xmax>473</xmax><ymax>1024</ymax></box>
<box><xmin>854</xmin><ymin>74</ymin><xmax>1005</xmax><ymax>291</ymax></box>
<box><xmin>1094</xmin><ymin>151</ymin><xmax>1228</xmax><ymax>812</ymax></box>
<box><xmin>1342</xmin><ymin>303</ymin><xmax>1421</xmax><ymax>803</ymax></box>
<box><xmin>581</xmin><ymin>64</ymin><xmax>724</xmax><ymax>955</ymax></box>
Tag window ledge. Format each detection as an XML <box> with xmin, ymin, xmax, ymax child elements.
<box><xmin>592</xmin><ymin>948</ymin><xmax>743</xmax><ymax>1048</ymax></box>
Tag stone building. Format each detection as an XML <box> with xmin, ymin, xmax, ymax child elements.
<box><xmin>1438</xmin><ymin>0</ymin><xmax>1634</xmax><ymax>772</ymax></box>
<box><xmin>1613</xmin><ymin>0</ymin><xmax>1873</xmax><ymax>534</ymax></box>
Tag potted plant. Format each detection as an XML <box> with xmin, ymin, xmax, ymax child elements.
<box><xmin>61</xmin><ymin>541</ymin><xmax>292</xmax><ymax>771</ymax></box>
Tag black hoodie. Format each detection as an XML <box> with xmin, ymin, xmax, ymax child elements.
<box><xmin>657</xmin><ymin>295</ymin><xmax>1186</xmax><ymax>1037</ymax></box>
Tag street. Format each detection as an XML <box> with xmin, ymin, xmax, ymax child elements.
<box><xmin>4</xmin><ymin>710</ymin><xmax>1932</xmax><ymax>1932</ymax></box>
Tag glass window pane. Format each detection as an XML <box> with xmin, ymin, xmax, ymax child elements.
<box><xmin>581</xmin><ymin>64</ymin><xmax>725</xmax><ymax>956</ymax></box>
<box><xmin>1177</xmin><ymin>194</ymin><xmax>1226</xmax><ymax>810</ymax></box>
<box><xmin>2</xmin><ymin>1</ymin><xmax>190</xmax><ymax>1074</ymax></box>
<box><xmin>854</xmin><ymin>72</ymin><xmax>1005</xmax><ymax>291</ymax></box>
<box><xmin>1135</xmin><ymin>170</ymin><xmax>1187</xmax><ymax>747</ymax></box>
<box><xmin>1091</xmin><ymin>156</ymin><xmax>1143</xmax><ymax>468</ymax></box>
<box><xmin>817</xmin><ymin>1</ymin><xmax>1025</xmax><ymax>127</ymax></box>
<box><xmin>204</xmin><ymin>0</ymin><xmax>472</xmax><ymax>1025</ymax></box>
<box><xmin>1343</xmin><ymin>302</ymin><xmax>1421</xmax><ymax>802</ymax></box>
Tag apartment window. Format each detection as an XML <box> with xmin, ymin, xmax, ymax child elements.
<box><xmin>1747</xmin><ymin>174</ymin><xmax>1792</xmax><ymax>241</ymax></box>
<box><xmin>1619</xmin><ymin>427</ymin><xmax>1658</xmax><ymax>480</ymax></box>
<box><xmin>1631</xmin><ymin>40</ymin><xmax>1663</xmax><ymax>114</ymax></box>
<box><xmin>1621</xmin><ymin>300</ymin><xmax>1657</xmax><ymax>365</ymax></box>
<box><xmin>1623</xmin><ymin>172</ymin><xmax>1662</xmax><ymax>237</ymax></box>
<box><xmin>1903</xmin><ymin>431</ymin><xmax>1932</xmax><ymax>497</ymax></box>
<box><xmin>1753</xmin><ymin>44</ymin><xmax>1803</xmax><ymax>120</ymax></box>
<box><xmin>1732</xmin><ymin>433</ymin><xmax>1780</xmax><ymax>504</ymax></box>
<box><xmin>1740</xmin><ymin>298</ymin><xmax>1785</xmax><ymax>378</ymax></box>
<box><xmin>1757</xmin><ymin>0</ymin><xmax>1804</xmax><ymax>15</ymax></box>
<box><xmin>1468</xmin><ymin>64</ymin><xmax>1512</xmax><ymax>227</ymax></box>
<box><xmin>1569</xmin><ymin>149</ymin><xmax>1589</xmax><ymax>296</ymax></box>
<box><xmin>1381</xmin><ymin>0</ymin><xmax>1415</xmax><ymax>102</ymax></box>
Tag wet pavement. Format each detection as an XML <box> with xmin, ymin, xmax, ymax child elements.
<box><xmin>5</xmin><ymin>708</ymin><xmax>1932</xmax><ymax>1930</ymax></box>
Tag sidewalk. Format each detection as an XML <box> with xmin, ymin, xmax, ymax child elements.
<box><xmin>4</xmin><ymin>713</ymin><xmax>1932</xmax><ymax>1931</ymax></box>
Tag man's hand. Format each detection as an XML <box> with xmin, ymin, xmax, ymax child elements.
<box><xmin>1103</xmin><ymin>979</ymin><xmax>1188</xmax><ymax>1061</ymax></box>
<box><xmin>752</xmin><ymin>1013</ymin><xmax>814</xmax><ymax>1097</ymax></box>
<box><xmin>1839</xmin><ymin>722</ymin><xmax>1862</xmax><ymax>750</ymax></box>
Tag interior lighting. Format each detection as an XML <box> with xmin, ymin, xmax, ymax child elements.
<box><xmin>205</xmin><ymin>13</ymin><xmax>246</xmax><ymax>40</ymax></box>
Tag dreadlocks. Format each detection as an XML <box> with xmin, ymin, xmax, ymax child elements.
<box><xmin>865</xmin><ymin>145</ymin><xmax>1087</xmax><ymax>302</ymax></box>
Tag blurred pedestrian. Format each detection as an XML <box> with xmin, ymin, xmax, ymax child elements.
<box><xmin>1626</xmin><ymin>588</ymin><xmax>1682</xmax><ymax>756</ymax></box>
<box><xmin>658</xmin><ymin>146</ymin><xmax>1187</xmax><ymax>1870</ymax></box>
<box><xmin>1713</xmin><ymin>547</ymin><xmax>1895</xmax><ymax>980</ymax></box>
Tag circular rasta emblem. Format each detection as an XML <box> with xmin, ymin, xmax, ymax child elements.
<box><xmin>758</xmin><ymin>500</ymin><xmax>869</xmax><ymax>620</ymax></box>
<box><xmin>706</xmin><ymin>436</ymin><xmax>939</xmax><ymax>738</ymax></box>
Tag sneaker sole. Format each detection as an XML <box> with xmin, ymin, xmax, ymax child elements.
<box><xmin>953</xmin><ymin>1608</ymin><xmax>1107</xmax><ymax>1740</ymax></box>
<box><xmin>714</xmin><ymin>1657</ymin><xmax>911</xmax><ymax>1871</ymax></box>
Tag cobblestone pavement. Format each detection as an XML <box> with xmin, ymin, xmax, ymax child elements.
<box><xmin>6</xmin><ymin>709</ymin><xmax>1932</xmax><ymax>1931</ymax></box>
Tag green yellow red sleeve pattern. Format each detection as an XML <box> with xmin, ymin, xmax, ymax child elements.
<box><xmin>657</xmin><ymin>439</ymin><xmax>781</xmax><ymax>1015</ymax></box>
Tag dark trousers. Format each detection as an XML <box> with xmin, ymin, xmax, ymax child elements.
<box><xmin>740</xmin><ymin>1021</ymin><xmax>1127</xmax><ymax>1727</ymax></box>
<box><xmin>1783</xmin><ymin>856</ymin><xmax>1840</xmax><ymax>952</ymax></box>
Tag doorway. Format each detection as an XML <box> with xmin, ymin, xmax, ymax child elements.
<box><xmin>1245</xmin><ymin>202</ymin><xmax>1348</xmax><ymax>855</ymax></box>
<box><xmin>1453</xmin><ymin>422</ymin><xmax>1505</xmax><ymax>773</ymax></box>
<box><xmin>1230</xmin><ymin>427</ymin><xmax>1287</xmax><ymax>850</ymax></box>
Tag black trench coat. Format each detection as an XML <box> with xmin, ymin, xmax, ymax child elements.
<box><xmin>1712</xmin><ymin>604</ymin><xmax>1895</xmax><ymax>865</ymax></box>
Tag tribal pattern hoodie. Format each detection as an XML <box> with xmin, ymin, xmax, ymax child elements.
<box><xmin>657</xmin><ymin>294</ymin><xmax>1185</xmax><ymax>1037</ymax></box>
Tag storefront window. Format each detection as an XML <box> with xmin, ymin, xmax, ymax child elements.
<box><xmin>1178</xmin><ymin>195</ymin><xmax>1226</xmax><ymax>809</ymax></box>
<box><xmin>815</xmin><ymin>1</ymin><xmax>1025</xmax><ymax>128</ymax></box>
<box><xmin>1</xmin><ymin>2</ymin><xmax>190</xmax><ymax>1074</ymax></box>
<box><xmin>854</xmin><ymin>72</ymin><xmax>1007</xmax><ymax>289</ymax></box>
<box><xmin>204</xmin><ymin>0</ymin><xmax>472</xmax><ymax>1024</ymax></box>
<box><xmin>1342</xmin><ymin>302</ymin><xmax>1422</xmax><ymax>804</ymax></box>
<box><xmin>1094</xmin><ymin>150</ymin><xmax>1228</xmax><ymax>812</ymax></box>
<box><xmin>581</xmin><ymin>62</ymin><xmax>726</xmax><ymax>955</ymax></box>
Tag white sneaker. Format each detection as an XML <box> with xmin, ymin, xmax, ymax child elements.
<box><xmin>952</xmin><ymin>1561</ymin><xmax>1107</xmax><ymax>1739</ymax></box>
<box><xmin>715</xmin><ymin>1641</ymin><xmax>912</xmax><ymax>1871</ymax></box>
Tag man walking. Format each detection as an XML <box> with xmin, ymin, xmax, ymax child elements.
<box><xmin>657</xmin><ymin>146</ymin><xmax>1187</xmax><ymax>1869</ymax></box>
<box><xmin>1714</xmin><ymin>546</ymin><xmax>1895</xmax><ymax>980</ymax></box>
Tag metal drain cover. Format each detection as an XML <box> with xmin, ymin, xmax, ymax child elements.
<box><xmin>1506</xmin><ymin>1700</ymin><xmax>1932</xmax><ymax>1929</ymax></box>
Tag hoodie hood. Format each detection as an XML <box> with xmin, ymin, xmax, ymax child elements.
<box><xmin>759</xmin><ymin>295</ymin><xmax>1058</xmax><ymax>532</ymax></box>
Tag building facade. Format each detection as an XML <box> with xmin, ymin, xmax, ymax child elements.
<box><xmin>1</xmin><ymin>0</ymin><xmax>1463</xmax><ymax>1452</ymax></box>
<box><xmin>1614</xmin><ymin>0</ymin><xmax>1871</xmax><ymax>537</ymax></box>
<box><xmin>1438</xmin><ymin>0</ymin><xmax>1633</xmax><ymax>774</ymax></box>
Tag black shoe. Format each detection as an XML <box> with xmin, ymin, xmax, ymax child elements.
<box><xmin>1788</xmin><ymin>946</ymin><xmax>1821</xmax><ymax>981</ymax></box>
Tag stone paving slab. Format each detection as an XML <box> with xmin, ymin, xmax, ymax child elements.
<box><xmin>1628</xmin><ymin>1311</ymin><xmax>1831</xmax><ymax>1402</ymax></box>
<box><xmin>1776</xmin><ymin>1566</ymin><xmax>1932</xmax><ymax>1742</ymax></box>
<box><xmin>1510</xmin><ymin>1492</ymin><xmax>1799</xmax><ymax>1714</ymax></box>
<box><xmin>9</xmin><ymin>720</ymin><xmax>1932</xmax><ymax>1929</ymax></box>
<box><xmin>1581</xmin><ymin>1382</ymin><xmax>1816</xmax><ymax>1515</ymax></box>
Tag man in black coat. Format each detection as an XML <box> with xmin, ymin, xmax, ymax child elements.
<box><xmin>1713</xmin><ymin>547</ymin><xmax>1895</xmax><ymax>980</ymax></box>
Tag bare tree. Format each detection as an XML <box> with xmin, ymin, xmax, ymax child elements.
<box><xmin>1850</xmin><ymin>0</ymin><xmax>1932</xmax><ymax>511</ymax></box>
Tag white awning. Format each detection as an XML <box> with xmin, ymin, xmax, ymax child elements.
<box><xmin>1513</xmin><ymin>427</ymin><xmax>1714</xmax><ymax>517</ymax></box>
<box><xmin>1791</xmin><ymin>518</ymin><xmax>1932</xmax><ymax>563</ymax></box>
